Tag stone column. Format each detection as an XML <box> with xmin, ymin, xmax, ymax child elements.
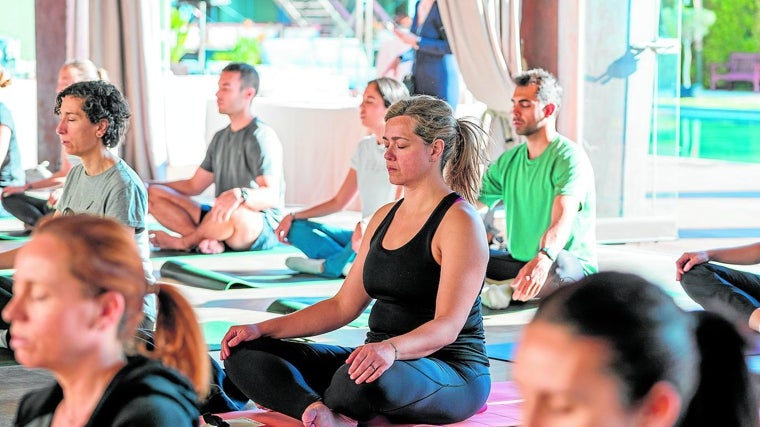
<box><xmin>34</xmin><ymin>0</ymin><xmax>68</xmax><ymax>170</ymax></box>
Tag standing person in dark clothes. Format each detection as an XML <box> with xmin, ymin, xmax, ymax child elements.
<box><xmin>388</xmin><ymin>0</ymin><xmax>460</xmax><ymax>107</ymax></box>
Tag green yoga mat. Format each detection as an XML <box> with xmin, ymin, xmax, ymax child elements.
<box><xmin>160</xmin><ymin>260</ymin><xmax>342</xmax><ymax>290</ymax></box>
<box><xmin>201</xmin><ymin>320</ymin><xmax>321</xmax><ymax>352</ymax></box>
<box><xmin>266</xmin><ymin>297</ymin><xmax>372</xmax><ymax>328</ymax></box>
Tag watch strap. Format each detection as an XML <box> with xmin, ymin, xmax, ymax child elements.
<box><xmin>540</xmin><ymin>246</ymin><xmax>558</xmax><ymax>262</ymax></box>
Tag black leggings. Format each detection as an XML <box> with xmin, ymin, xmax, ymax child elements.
<box><xmin>1</xmin><ymin>193</ymin><xmax>53</xmax><ymax>227</ymax></box>
<box><xmin>486</xmin><ymin>249</ymin><xmax>586</xmax><ymax>298</ymax></box>
<box><xmin>224</xmin><ymin>337</ymin><xmax>490</xmax><ymax>424</ymax></box>
<box><xmin>681</xmin><ymin>263</ymin><xmax>760</xmax><ymax>321</ymax></box>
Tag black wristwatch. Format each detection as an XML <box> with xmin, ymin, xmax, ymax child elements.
<box><xmin>540</xmin><ymin>246</ymin><xmax>558</xmax><ymax>262</ymax></box>
<box><xmin>239</xmin><ymin>187</ymin><xmax>248</xmax><ymax>203</ymax></box>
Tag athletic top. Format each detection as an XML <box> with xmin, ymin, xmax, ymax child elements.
<box><xmin>363</xmin><ymin>192</ymin><xmax>488</xmax><ymax>365</ymax></box>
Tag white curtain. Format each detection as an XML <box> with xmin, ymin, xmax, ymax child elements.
<box><xmin>438</xmin><ymin>0</ymin><xmax>522</xmax><ymax>156</ymax></box>
<box><xmin>71</xmin><ymin>0</ymin><xmax>167</xmax><ymax>179</ymax></box>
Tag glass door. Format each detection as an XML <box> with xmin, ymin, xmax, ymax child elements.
<box><xmin>583</xmin><ymin>0</ymin><xmax>681</xmax><ymax>242</ymax></box>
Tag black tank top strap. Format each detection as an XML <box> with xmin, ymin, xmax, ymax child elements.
<box><xmin>373</xmin><ymin>192</ymin><xmax>461</xmax><ymax>251</ymax></box>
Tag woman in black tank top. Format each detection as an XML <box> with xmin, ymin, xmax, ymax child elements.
<box><xmin>220</xmin><ymin>96</ymin><xmax>491</xmax><ymax>426</ymax></box>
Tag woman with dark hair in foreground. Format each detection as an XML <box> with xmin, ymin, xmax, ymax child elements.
<box><xmin>515</xmin><ymin>271</ymin><xmax>757</xmax><ymax>427</ymax></box>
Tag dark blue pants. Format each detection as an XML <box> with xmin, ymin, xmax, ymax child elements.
<box><xmin>681</xmin><ymin>263</ymin><xmax>760</xmax><ymax>321</ymax></box>
<box><xmin>224</xmin><ymin>337</ymin><xmax>490</xmax><ymax>424</ymax></box>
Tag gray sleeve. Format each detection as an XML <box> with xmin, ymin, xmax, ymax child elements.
<box><xmin>103</xmin><ymin>180</ymin><xmax>146</xmax><ymax>230</ymax></box>
<box><xmin>199</xmin><ymin>135</ymin><xmax>218</xmax><ymax>172</ymax></box>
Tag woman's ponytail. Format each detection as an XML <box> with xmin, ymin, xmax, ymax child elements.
<box><xmin>145</xmin><ymin>283</ymin><xmax>210</xmax><ymax>398</ymax></box>
<box><xmin>680</xmin><ymin>311</ymin><xmax>757</xmax><ymax>427</ymax></box>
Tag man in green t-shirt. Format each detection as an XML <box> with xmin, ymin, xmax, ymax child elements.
<box><xmin>480</xmin><ymin>69</ymin><xmax>597</xmax><ymax>302</ymax></box>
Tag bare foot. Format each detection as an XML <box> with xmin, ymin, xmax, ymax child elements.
<box><xmin>198</xmin><ymin>239</ymin><xmax>226</xmax><ymax>254</ymax></box>
<box><xmin>749</xmin><ymin>308</ymin><xmax>760</xmax><ymax>333</ymax></box>
<box><xmin>149</xmin><ymin>230</ymin><xmax>189</xmax><ymax>251</ymax></box>
<box><xmin>302</xmin><ymin>402</ymin><xmax>357</xmax><ymax>427</ymax></box>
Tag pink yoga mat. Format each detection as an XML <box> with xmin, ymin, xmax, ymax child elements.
<box><xmin>202</xmin><ymin>381</ymin><xmax>523</xmax><ymax>426</ymax></box>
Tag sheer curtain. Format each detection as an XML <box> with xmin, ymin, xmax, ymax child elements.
<box><xmin>70</xmin><ymin>0</ymin><xmax>167</xmax><ymax>179</ymax></box>
<box><xmin>437</xmin><ymin>0</ymin><xmax>522</xmax><ymax>157</ymax></box>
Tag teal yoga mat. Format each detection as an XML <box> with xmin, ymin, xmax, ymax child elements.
<box><xmin>202</xmin><ymin>320</ymin><xmax>235</xmax><ymax>351</ymax></box>
<box><xmin>266</xmin><ymin>297</ymin><xmax>372</xmax><ymax>328</ymax></box>
<box><xmin>149</xmin><ymin>242</ymin><xmax>301</xmax><ymax>262</ymax></box>
<box><xmin>201</xmin><ymin>320</ymin><xmax>320</xmax><ymax>352</ymax></box>
<box><xmin>0</xmin><ymin>230</ymin><xmax>30</xmax><ymax>241</ymax></box>
<box><xmin>160</xmin><ymin>260</ymin><xmax>343</xmax><ymax>290</ymax></box>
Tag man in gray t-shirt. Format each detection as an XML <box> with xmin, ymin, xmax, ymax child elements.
<box><xmin>148</xmin><ymin>63</ymin><xmax>284</xmax><ymax>254</ymax></box>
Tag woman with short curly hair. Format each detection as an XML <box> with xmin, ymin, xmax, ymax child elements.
<box><xmin>0</xmin><ymin>80</ymin><xmax>155</xmax><ymax>351</ymax></box>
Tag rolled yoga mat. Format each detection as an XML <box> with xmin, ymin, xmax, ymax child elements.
<box><xmin>0</xmin><ymin>230</ymin><xmax>31</xmax><ymax>241</ymax></box>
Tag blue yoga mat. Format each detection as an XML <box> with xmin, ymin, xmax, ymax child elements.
<box><xmin>486</xmin><ymin>331</ymin><xmax>760</xmax><ymax>364</ymax></box>
<box><xmin>485</xmin><ymin>342</ymin><xmax>519</xmax><ymax>362</ymax></box>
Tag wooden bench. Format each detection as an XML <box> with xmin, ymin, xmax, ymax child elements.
<box><xmin>710</xmin><ymin>52</ymin><xmax>760</xmax><ymax>92</ymax></box>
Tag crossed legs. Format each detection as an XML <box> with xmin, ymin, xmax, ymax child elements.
<box><xmin>681</xmin><ymin>263</ymin><xmax>760</xmax><ymax>331</ymax></box>
<box><xmin>224</xmin><ymin>337</ymin><xmax>490</xmax><ymax>425</ymax></box>
<box><xmin>148</xmin><ymin>184</ymin><xmax>265</xmax><ymax>253</ymax></box>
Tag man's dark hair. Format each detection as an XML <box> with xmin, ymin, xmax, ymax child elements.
<box><xmin>222</xmin><ymin>62</ymin><xmax>260</xmax><ymax>93</ymax></box>
<box><xmin>514</xmin><ymin>68</ymin><xmax>562</xmax><ymax>110</ymax></box>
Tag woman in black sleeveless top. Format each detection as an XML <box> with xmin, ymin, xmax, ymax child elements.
<box><xmin>221</xmin><ymin>95</ymin><xmax>491</xmax><ymax>426</ymax></box>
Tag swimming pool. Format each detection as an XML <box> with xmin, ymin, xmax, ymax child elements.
<box><xmin>653</xmin><ymin>105</ymin><xmax>760</xmax><ymax>163</ymax></box>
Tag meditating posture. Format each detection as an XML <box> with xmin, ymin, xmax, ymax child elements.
<box><xmin>0</xmin><ymin>66</ymin><xmax>26</xmax><ymax>217</ymax></box>
<box><xmin>4</xmin><ymin>215</ymin><xmax>206</xmax><ymax>426</ymax></box>
<box><xmin>2</xmin><ymin>59</ymin><xmax>109</xmax><ymax>228</ymax></box>
<box><xmin>677</xmin><ymin>241</ymin><xmax>760</xmax><ymax>332</ymax></box>
<box><xmin>515</xmin><ymin>271</ymin><xmax>756</xmax><ymax>427</ymax></box>
<box><xmin>390</xmin><ymin>0</ymin><xmax>460</xmax><ymax>107</ymax></box>
<box><xmin>276</xmin><ymin>77</ymin><xmax>408</xmax><ymax>277</ymax></box>
<box><xmin>479</xmin><ymin>68</ymin><xmax>597</xmax><ymax>302</ymax></box>
<box><xmin>148</xmin><ymin>62</ymin><xmax>284</xmax><ymax>254</ymax></box>
<box><xmin>0</xmin><ymin>80</ymin><xmax>155</xmax><ymax>350</ymax></box>
<box><xmin>221</xmin><ymin>95</ymin><xmax>491</xmax><ymax>426</ymax></box>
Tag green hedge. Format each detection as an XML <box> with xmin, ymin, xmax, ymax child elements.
<box><xmin>702</xmin><ymin>0</ymin><xmax>760</xmax><ymax>89</ymax></box>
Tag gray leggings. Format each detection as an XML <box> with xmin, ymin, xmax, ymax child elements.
<box><xmin>681</xmin><ymin>263</ymin><xmax>760</xmax><ymax>321</ymax></box>
<box><xmin>224</xmin><ymin>337</ymin><xmax>490</xmax><ymax>424</ymax></box>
